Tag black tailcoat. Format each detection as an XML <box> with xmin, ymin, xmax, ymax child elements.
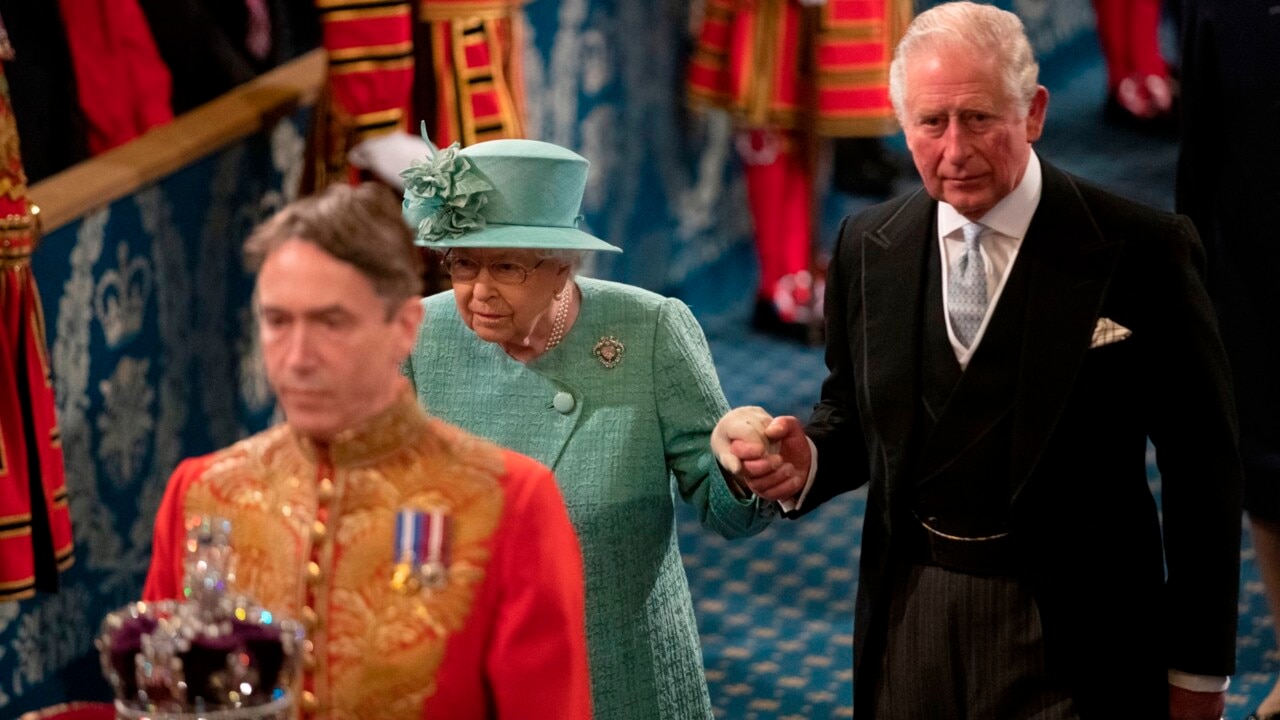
<box><xmin>799</xmin><ymin>158</ymin><xmax>1243</xmax><ymax>717</ymax></box>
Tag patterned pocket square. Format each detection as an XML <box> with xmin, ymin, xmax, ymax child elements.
<box><xmin>1090</xmin><ymin>317</ymin><xmax>1132</xmax><ymax>348</ymax></box>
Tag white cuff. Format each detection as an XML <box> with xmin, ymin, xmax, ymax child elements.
<box><xmin>1167</xmin><ymin>669</ymin><xmax>1229</xmax><ymax>693</ymax></box>
<box><xmin>777</xmin><ymin>437</ymin><xmax>818</xmax><ymax>513</ymax></box>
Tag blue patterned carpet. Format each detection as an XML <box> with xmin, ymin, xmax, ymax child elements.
<box><xmin>685</xmin><ymin>333</ymin><xmax>1275</xmax><ymax>719</ymax></box>
<box><xmin>685</xmin><ymin>335</ymin><xmax>856</xmax><ymax>719</ymax></box>
<box><xmin>680</xmin><ymin>40</ymin><xmax>1277</xmax><ymax>720</ymax></box>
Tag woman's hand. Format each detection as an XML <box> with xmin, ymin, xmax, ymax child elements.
<box><xmin>712</xmin><ymin>407</ymin><xmax>812</xmax><ymax>503</ymax></box>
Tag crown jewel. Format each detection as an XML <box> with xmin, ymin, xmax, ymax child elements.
<box><xmin>98</xmin><ymin>517</ymin><xmax>304</xmax><ymax>719</ymax></box>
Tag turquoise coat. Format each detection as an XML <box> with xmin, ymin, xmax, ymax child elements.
<box><xmin>406</xmin><ymin>277</ymin><xmax>773</xmax><ymax>720</ymax></box>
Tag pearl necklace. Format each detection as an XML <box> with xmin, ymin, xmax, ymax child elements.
<box><xmin>545</xmin><ymin>286</ymin><xmax>571</xmax><ymax>351</ymax></box>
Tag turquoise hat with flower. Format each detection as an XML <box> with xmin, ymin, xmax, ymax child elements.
<box><xmin>400</xmin><ymin>128</ymin><xmax>621</xmax><ymax>253</ymax></box>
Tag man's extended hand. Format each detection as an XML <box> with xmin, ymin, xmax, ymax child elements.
<box><xmin>1168</xmin><ymin>685</ymin><xmax>1224</xmax><ymax>720</ymax></box>
<box><xmin>711</xmin><ymin>407</ymin><xmax>812</xmax><ymax>503</ymax></box>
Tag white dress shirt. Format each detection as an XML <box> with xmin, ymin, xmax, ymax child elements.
<box><xmin>937</xmin><ymin>151</ymin><xmax>1041</xmax><ymax>368</ymax></box>
<box><xmin>786</xmin><ymin>151</ymin><xmax>1044</xmax><ymax>510</ymax></box>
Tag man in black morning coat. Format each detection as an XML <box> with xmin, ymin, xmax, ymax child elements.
<box><xmin>712</xmin><ymin>3</ymin><xmax>1243</xmax><ymax>718</ymax></box>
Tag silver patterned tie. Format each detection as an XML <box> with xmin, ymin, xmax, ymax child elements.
<box><xmin>948</xmin><ymin>222</ymin><xmax>988</xmax><ymax>349</ymax></box>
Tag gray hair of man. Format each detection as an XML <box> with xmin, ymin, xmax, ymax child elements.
<box><xmin>888</xmin><ymin>1</ymin><xmax>1040</xmax><ymax>121</ymax></box>
<box><xmin>244</xmin><ymin>182</ymin><xmax>425</xmax><ymax>316</ymax></box>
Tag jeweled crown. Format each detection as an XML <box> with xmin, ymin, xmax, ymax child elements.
<box><xmin>97</xmin><ymin>517</ymin><xmax>304</xmax><ymax>719</ymax></box>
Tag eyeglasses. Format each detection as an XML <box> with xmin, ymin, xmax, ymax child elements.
<box><xmin>443</xmin><ymin>253</ymin><xmax>548</xmax><ymax>285</ymax></box>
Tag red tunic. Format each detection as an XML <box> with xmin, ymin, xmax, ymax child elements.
<box><xmin>57</xmin><ymin>0</ymin><xmax>172</xmax><ymax>153</ymax></box>
<box><xmin>0</xmin><ymin>57</ymin><xmax>74</xmax><ymax>602</ymax></box>
<box><xmin>316</xmin><ymin>0</ymin><xmax>528</xmax><ymax>184</ymax></box>
<box><xmin>416</xmin><ymin>0</ymin><xmax>528</xmax><ymax>147</ymax></box>
<box><xmin>688</xmin><ymin>0</ymin><xmax>907</xmax><ymax>137</ymax></box>
<box><xmin>143</xmin><ymin>393</ymin><xmax>591</xmax><ymax>720</ymax></box>
<box><xmin>687</xmin><ymin>0</ymin><xmax>911</xmax><ymax>307</ymax></box>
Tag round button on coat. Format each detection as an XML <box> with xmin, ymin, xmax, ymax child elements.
<box><xmin>553</xmin><ymin>391</ymin><xmax>576</xmax><ymax>414</ymax></box>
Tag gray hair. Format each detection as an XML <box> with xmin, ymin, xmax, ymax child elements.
<box><xmin>888</xmin><ymin>1</ymin><xmax>1040</xmax><ymax>120</ymax></box>
<box><xmin>245</xmin><ymin>183</ymin><xmax>424</xmax><ymax>307</ymax></box>
<box><xmin>431</xmin><ymin>246</ymin><xmax>587</xmax><ymax>273</ymax></box>
<box><xmin>532</xmin><ymin>248</ymin><xmax>587</xmax><ymax>272</ymax></box>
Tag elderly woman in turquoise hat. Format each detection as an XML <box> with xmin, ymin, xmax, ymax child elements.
<box><xmin>401</xmin><ymin>137</ymin><xmax>774</xmax><ymax>719</ymax></box>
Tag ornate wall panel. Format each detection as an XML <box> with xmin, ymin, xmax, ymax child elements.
<box><xmin>0</xmin><ymin>114</ymin><xmax>302</xmax><ymax>714</ymax></box>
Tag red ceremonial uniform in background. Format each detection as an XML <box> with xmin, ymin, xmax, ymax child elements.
<box><xmin>56</xmin><ymin>0</ymin><xmax>172</xmax><ymax>154</ymax></box>
<box><xmin>0</xmin><ymin>22</ymin><xmax>74</xmax><ymax>603</ymax></box>
<box><xmin>315</xmin><ymin>0</ymin><xmax>528</xmax><ymax>184</ymax></box>
<box><xmin>689</xmin><ymin>0</ymin><xmax>908</xmax><ymax>324</ymax></box>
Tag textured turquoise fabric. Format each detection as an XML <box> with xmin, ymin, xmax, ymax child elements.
<box><xmin>406</xmin><ymin>277</ymin><xmax>774</xmax><ymax>719</ymax></box>
<box><xmin>405</xmin><ymin>139</ymin><xmax>620</xmax><ymax>253</ymax></box>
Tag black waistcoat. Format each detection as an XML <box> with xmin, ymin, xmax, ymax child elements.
<box><xmin>909</xmin><ymin>236</ymin><xmax>1030</xmax><ymax>537</ymax></box>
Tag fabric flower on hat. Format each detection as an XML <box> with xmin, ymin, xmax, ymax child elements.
<box><xmin>401</xmin><ymin>141</ymin><xmax>493</xmax><ymax>244</ymax></box>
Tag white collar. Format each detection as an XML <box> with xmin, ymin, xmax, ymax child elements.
<box><xmin>937</xmin><ymin>151</ymin><xmax>1042</xmax><ymax>240</ymax></box>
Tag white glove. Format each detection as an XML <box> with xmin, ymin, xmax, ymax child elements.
<box><xmin>347</xmin><ymin>131</ymin><xmax>436</xmax><ymax>191</ymax></box>
<box><xmin>711</xmin><ymin>406</ymin><xmax>778</xmax><ymax>475</ymax></box>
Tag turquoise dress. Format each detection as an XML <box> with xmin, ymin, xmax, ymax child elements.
<box><xmin>406</xmin><ymin>277</ymin><xmax>774</xmax><ymax>720</ymax></box>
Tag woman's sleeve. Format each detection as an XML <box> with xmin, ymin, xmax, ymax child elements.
<box><xmin>653</xmin><ymin>298</ymin><xmax>775</xmax><ymax>539</ymax></box>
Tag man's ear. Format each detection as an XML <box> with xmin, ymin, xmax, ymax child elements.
<box><xmin>1025</xmin><ymin>85</ymin><xmax>1049</xmax><ymax>142</ymax></box>
<box><xmin>392</xmin><ymin>296</ymin><xmax>425</xmax><ymax>356</ymax></box>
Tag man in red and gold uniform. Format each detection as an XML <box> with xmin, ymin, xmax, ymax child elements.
<box><xmin>313</xmin><ymin>0</ymin><xmax>527</xmax><ymax>184</ymax></box>
<box><xmin>143</xmin><ymin>183</ymin><xmax>591</xmax><ymax>719</ymax></box>
<box><xmin>689</xmin><ymin>0</ymin><xmax>910</xmax><ymax>333</ymax></box>
<box><xmin>0</xmin><ymin>19</ymin><xmax>74</xmax><ymax>603</ymax></box>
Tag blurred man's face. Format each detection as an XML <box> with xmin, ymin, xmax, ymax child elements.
<box><xmin>901</xmin><ymin>46</ymin><xmax>1048</xmax><ymax>220</ymax></box>
<box><xmin>256</xmin><ymin>239</ymin><xmax>421</xmax><ymax>441</ymax></box>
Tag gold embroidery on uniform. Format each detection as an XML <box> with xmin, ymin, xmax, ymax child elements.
<box><xmin>184</xmin><ymin>426</ymin><xmax>312</xmax><ymax>614</ymax></box>
<box><xmin>0</xmin><ymin>95</ymin><xmax>25</xmax><ymax>202</ymax></box>
<box><xmin>183</xmin><ymin>395</ymin><xmax>506</xmax><ymax>718</ymax></box>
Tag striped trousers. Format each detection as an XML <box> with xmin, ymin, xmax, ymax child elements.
<box><xmin>873</xmin><ymin>564</ymin><xmax>1080</xmax><ymax>719</ymax></box>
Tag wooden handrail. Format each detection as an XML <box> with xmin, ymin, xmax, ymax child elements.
<box><xmin>29</xmin><ymin>49</ymin><xmax>327</xmax><ymax>233</ymax></box>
